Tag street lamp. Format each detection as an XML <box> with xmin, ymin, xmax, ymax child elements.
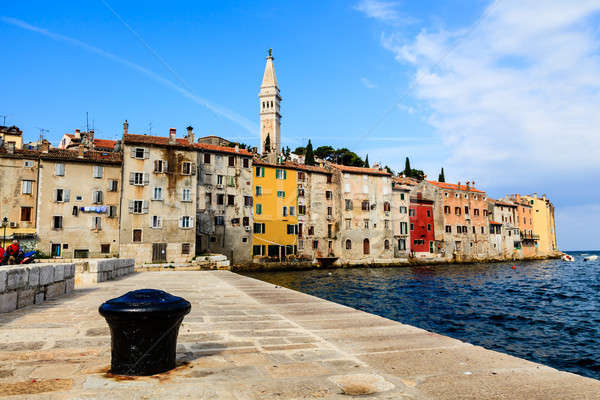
<box><xmin>1</xmin><ymin>217</ymin><xmax>8</xmax><ymax>249</ymax></box>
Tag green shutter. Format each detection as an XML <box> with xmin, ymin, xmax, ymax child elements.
<box><xmin>283</xmin><ymin>169</ymin><xmax>287</xmax><ymax>179</ymax></box>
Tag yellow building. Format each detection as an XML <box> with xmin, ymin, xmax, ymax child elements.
<box><xmin>0</xmin><ymin>126</ymin><xmax>23</xmax><ymax>150</ymax></box>
<box><xmin>252</xmin><ymin>160</ymin><xmax>298</xmax><ymax>259</ymax></box>
<box><xmin>522</xmin><ymin>194</ymin><xmax>558</xmax><ymax>256</ymax></box>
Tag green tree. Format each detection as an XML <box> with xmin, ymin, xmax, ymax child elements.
<box><xmin>285</xmin><ymin>146</ymin><xmax>291</xmax><ymax>159</ymax></box>
<box><xmin>438</xmin><ymin>167</ymin><xmax>445</xmax><ymax>182</ymax></box>
<box><xmin>304</xmin><ymin>139</ymin><xmax>315</xmax><ymax>165</ymax></box>
<box><xmin>384</xmin><ymin>165</ymin><xmax>393</xmax><ymax>174</ymax></box>
<box><xmin>364</xmin><ymin>154</ymin><xmax>370</xmax><ymax>168</ymax></box>
<box><xmin>293</xmin><ymin>146</ymin><xmax>305</xmax><ymax>155</ymax></box>
<box><xmin>315</xmin><ymin>145</ymin><xmax>335</xmax><ymax>161</ymax></box>
<box><xmin>404</xmin><ymin>157</ymin><xmax>411</xmax><ymax>177</ymax></box>
<box><xmin>264</xmin><ymin>134</ymin><xmax>271</xmax><ymax>153</ymax></box>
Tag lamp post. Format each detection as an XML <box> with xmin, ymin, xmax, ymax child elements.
<box><xmin>1</xmin><ymin>217</ymin><xmax>8</xmax><ymax>249</ymax></box>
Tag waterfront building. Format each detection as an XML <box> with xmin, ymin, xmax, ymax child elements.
<box><xmin>488</xmin><ymin>199</ymin><xmax>520</xmax><ymax>259</ymax></box>
<box><xmin>391</xmin><ymin>176</ymin><xmax>414</xmax><ymax>258</ymax></box>
<box><xmin>259</xmin><ymin>49</ymin><xmax>281</xmax><ymax>155</ymax></box>
<box><xmin>521</xmin><ymin>194</ymin><xmax>558</xmax><ymax>256</ymax></box>
<box><xmin>120</xmin><ymin>127</ymin><xmax>197</xmax><ymax>264</ymax></box>
<box><xmin>195</xmin><ymin>138</ymin><xmax>254</xmax><ymax>264</ymax></box>
<box><xmin>0</xmin><ymin>144</ymin><xmax>40</xmax><ymax>248</ymax></box>
<box><xmin>419</xmin><ymin>180</ymin><xmax>490</xmax><ymax>261</ymax></box>
<box><xmin>36</xmin><ymin>142</ymin><xmax>122</xmax><ymax>258</ymax></box>
<box><xmin>252</xmin><ymin>160</ymin><xmax>297</xmax><ymax>259</ymax></box>
<box><xmin>294</xmin><ymin>163</ymin><xmax>337</xmax><ymax>261</ymax></box>
<box><xmin>507</xmin><ymin>194</ymin><xmax>537</xmax><ymax>258</ymax></box>
<box><xmin>0</xmin><ymin>125</ymin><xmax>23</xmax><ymax>150</ymax></box>
<box><xmin>409</xmin><ymin>191</ymin><xmax>435</xmax><ymax>256</ymax></box>
<box><xmin>331</xmin><ymin>164</ymin><xmax>394</xmax><ymax>264</ymax></box>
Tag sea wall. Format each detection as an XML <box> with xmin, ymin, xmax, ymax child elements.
<box><xmin>0</xmin><ymin>263</ymin><xmax>75</xmax><ymax>313</ymax></box>
<box><xmin>75</xmin><ymin>258</ymin><xmax>135</xmax><ymax>285</ymax></box>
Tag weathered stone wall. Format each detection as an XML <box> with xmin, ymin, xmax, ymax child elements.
<box><xmin>0</xmin><ymin>263</ymin><xmax>75</xmax><ymax>313</ymax></box>
<box><xmin>391</xmin><ymin>184</ymin><xmax>410</xmax><ymax>258</ymax></box>
<box><xmin>75</xmin><ymin>258</ymin><xmax>134</xmax><ymax>285</ymax></box>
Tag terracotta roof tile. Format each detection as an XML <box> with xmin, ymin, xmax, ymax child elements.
<box><xmin>195</xmin><ymin>143</ymin><xmax>253</xmax><ymax>156</ymax></box>
<box><xmin>489</xmin><ymin>221</ymin><xmax>502</xmax><ymax>225</ymax></box>
<box><xmin>329</xmin><ymin>163</ymin><xmax>392</xmax><ymax>176</ymax></box>
<box><xmin>93</xmin><ymin>138</ymin><xmax>116</xmax><ymax>149</ymax></box>
<box><xmin>427</xmin><ymin>180</ymin><xmax>485</xmax><ymax>193</ymax></box>
<box><xmin>393</xmin><ymin>176</ymin><xmax>418</xmax><ymax>186</ymax></box>
<box><xmin>123</xmin><ymin>134</ymin><xmax>193</xmax><ymax>148</ymax></box>
<box><xmin>0</xmin><ymin>148</ymin><xmax>122</xmax><ymax>164</ymax></box>
<box><xmin>252</xmin><ymin>159</ymin><xmax>331</xmax><ymax>174</ymax></box>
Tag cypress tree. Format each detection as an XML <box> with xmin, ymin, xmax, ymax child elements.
<box><xmin>264</xmin><ymin>134</ymin><xmax>271</xmax><ymax>153</ymax></box>
<box><xmin>404</xmin><ymin>157</ymin><xmax>411</xmax><ymax>177</ymax></box>
<box><xmin>304</xmin><ymin>139</ymin><xmax>315</xmax><ymax>166</ymax></box>
<box><xmin>438</xmin><ymin>167</ymin><xmax>445</xmax><ymax>182</ymax></box>
<box><xmin>364</xmin><ymin>154</ymin><xmax>370</xmax><ymax>168</ymax></box>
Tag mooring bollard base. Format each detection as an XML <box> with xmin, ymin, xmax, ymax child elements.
<box><xmin>99</xmin><ymin>289</ymin><xmax>191</xmax><ymax>376</ymax></box>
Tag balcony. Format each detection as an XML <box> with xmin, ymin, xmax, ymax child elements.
<box><xmin>520</xmin><ymin>231</ymin><xmax>540</xmax><ymax>240</ymax></box>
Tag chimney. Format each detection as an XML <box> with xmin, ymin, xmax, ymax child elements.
<box><xmin>123</xmin><ymin>120</ymin><xmax>129</xmax><ymax>135</ymax></box>
<box><xmin>466</xmin><ymin>181</ymin><xmax>470</xmax><ymax>190</ymax></box>
<box><xmin>458</xmin><ymin>181</ymin><xmax>461</xmax><ymax>188</ymax></box>
<box><xmin>235</xmin><ymin>144</ymin><xmax>239</xmax><ymax>153</ymax></box>
<box><xmin>169</xmin><ymin>128</ymin><xmax>176</xmax><ymax>145</ymax></box>
<box><xmin>78</xmin><ymin>144</ymin><xmax>85</xmax><ymax>158</ymax></box>
<box><xmin>186</xmin><ymin>126</ymin><xmax>194</xmax><ymax>144</ymax></box>
<box><xmin>40</xmin><ymin>139</ymin><xmax>50</xmax><ymax>153</ymax></box>
<box><xmin>75</xmin><ymin>129</ymin><xmax>81</xmax><ymax>140</ymax></box>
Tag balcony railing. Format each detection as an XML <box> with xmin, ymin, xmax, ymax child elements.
<box><xmin>520</xmin><ymin>231</ymin><xmax>540</xmax><ymax>240</ymax></box>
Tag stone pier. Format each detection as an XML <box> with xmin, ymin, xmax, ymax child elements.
<box><xmin>0</xmin><ymin>271</ymin><xmax>598</xmax><ymax>399</ymax></box>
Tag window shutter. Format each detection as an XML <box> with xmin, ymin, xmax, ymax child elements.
<box><xmin>142</xmin><ymin>201</ymin><xmax>149</xmax><ymax>214</ymax></box>
<box><xmin>159</xmin><ymin>216</ymin><xmax>163</xmax><ymax>228</ymax></box>
<box><xmin>154</xmin><ymin>160</ymin><xmax>159</xmax><ymax>172</ymax></box>
<box><xmin>97</xmin><ymin>217</ymin><xmax>101</xmax><ymax>230</ymax></box>
<box><xmin>128</xmin><ymin>200</ymin><xmax>134</xmax><ymax>213</ymax></box>
<box><xmin>144</xmin><ymin>149</ymin><xmax>150</xmax><ymax>159</ymax></box>
<box><xmin>178</xmin><ymin>217</ymin><xmax>183</xmax><ymax>228</ymax></box>
<box><xmin>64</xmin><ymin>189</ymin><xmax>70</xmax><ymax>202</ymax></box>
<box><xmin>98</xmin><ymin>191</ymin><xmax>103</xmax><ymax>203</ymax></box>
<box><xmin>150</xmin><ymin>216</ymin><xmax>154</xmax><ymax>228</ymax></box>
<box><xmin>143</xmin><ymin>173</ymin><xmax>149</xmax><ymax>185</ymax></box>
<box><xmin>90</xmin><ymin>217</ymin><xmax>95</xmax><ymax>229</ymax></box>
<box><xmin>53</xmin><ymin>189</ymin><xmax>58</xmax><ymax>202</ymax></box>
<box><xmin>283</xmin><ymin>170</ymin><xmax>287</xmax><ymax>179</ymax></box>
<box><xmin>189</xmin><ymin>217</ymin><xmax>194</xmax><ymax>228</ymax></box>
<box><xmin>191</xmin><ymin>163</ymin><xmax>196</xmax><ymax>175</ymax></box>
<box><xmin>130</xmin><ymin>148</ymin><xmax>135</xmax><ymax>158</ymax></box>
<box><xmin>129</xmin><ymin>172</ymin><xmax>135</xmax><ymax>185</ymax></box>
<box><xmin>163</xmin><ymin>161</ymin><xmax>168</xmax><ymax>173</ymax></box>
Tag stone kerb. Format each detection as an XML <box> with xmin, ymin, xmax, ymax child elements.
<box><xmin>0</xmin><ymin>263</ymin><xmax>75</xmax><ymax>313</ymax></box>
<box><xmin>76</xmin><ymin>258</ymin><xmax>135</xmax><ymax>285</ymax></box>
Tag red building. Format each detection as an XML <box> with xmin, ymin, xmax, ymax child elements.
<box><xmin>410</xmin><ymin>194</ymin><xmax>435</xmax><ymax>254</ymax></box>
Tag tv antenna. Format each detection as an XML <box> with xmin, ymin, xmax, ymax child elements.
<box><xmin>0</xmin><ymin>115</ymin><xmax>7</xmax><ymax>125</ymax></box>
<box><xmin>35</xmin><ymin>127</ymin><xmax>49</xmax><ymax>143</ymax></box>
<box><xmin>148</xmin><ymin>121</ymin><xmax>152</xmax><ymax>134</ymax></box>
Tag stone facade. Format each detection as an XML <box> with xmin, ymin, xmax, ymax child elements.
<box><xmin>0</xmin><ymin>125</ymin><xmax>23</xmax><ymax>150</ymax></box>
<box><xmin>522</xmin><ymin>194</ymin><xmax>558</xmax><ymax>256</ymax></box>
<box><xmin>196</xmin><ymin>143</ymin><xmax>254</xmax><ymax>264</ymax></box>
<box><xmin>259</xmin><ymin>50</ymin><xmax>281</xmax><ymax>154</ymax></box>
<box><xmin>391</xmin><ymin>177</ymin><xmax>413</xmax><ymax>258</ymax></box>
<box><xmin>508</xmin><ymin>194</ymin><xmax>537</xmax><ymax>257</ymax></box>
<box><xmin>488</xmin><ymin>199</ymin><xmax>520</xmax><ymax>259</ymax></box>
<box><xmin>332</xmin><ymin>165</ymin><xmax>394</xmax><ymax>264</ymax></box>
<box><xmin>120</xmin><ymin>130</ymin><xmax>197</xmax><ymax>264</ymax></box>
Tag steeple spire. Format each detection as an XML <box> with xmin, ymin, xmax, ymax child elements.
<box><xmin>259</xmin><ymin>49</ymin><xmax>281</xmax><ymax>155</ymax></box>
<box><xmin>261</xmin><ymin>48</ymin><xmax>278</xmax><ymax>88</ymax></box>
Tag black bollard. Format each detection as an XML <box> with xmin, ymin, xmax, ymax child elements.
<box><xmin>99</xmin><ymin>289</ymin><xmax>191</xmax><ymax>376</ymax></box>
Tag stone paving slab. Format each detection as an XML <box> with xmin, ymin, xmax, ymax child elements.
<box><xmin>0</xmin><ymin>270</ymin><xmax>598</xmax><ymax>399</ymax></box>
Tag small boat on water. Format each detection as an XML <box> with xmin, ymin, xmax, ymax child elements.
<box><xmin>584</xmin><ymin>255</ymin><xmax>598</xmax><ymax>262</ymax></box>
<box><xmin>562</xmin><ymin>254</ymin><xmax>575</xmax><ymax>262</ymax></box>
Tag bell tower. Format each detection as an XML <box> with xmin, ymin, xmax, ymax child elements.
<box><xmin>259</xmin><ymin>49</ymin><xmax>281</xmax><ymax>155</ymax></box>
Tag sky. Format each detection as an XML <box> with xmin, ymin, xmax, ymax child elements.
<box><xmin>2</xmin><ymin>0</ymin><xmax>600</xmax><ymax>250</ymax></box>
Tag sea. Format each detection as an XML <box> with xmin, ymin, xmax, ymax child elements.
<box><xmin>243</xmin><ymin>250</ymin><xmax>600</xmax><ymax>380</ymax></box>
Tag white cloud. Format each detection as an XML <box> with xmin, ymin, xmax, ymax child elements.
<box><xmin>555</xmin><ymin>203</ymin><xmax>600</xmax><ymax>251</ymax></box>
<box><xmin>354</xmin><ymin>0</ymin><xmax>416</xmax><ymax>25</ymax></box>
<box><xmin>377</xmin><ymin>0</ymin><xmax>600</xmax><ymax>187</ymax></box>
<box><xmin>360</xmin><ymin>77</ymin><xmax>377</xmax><ymax>88</ymax></box>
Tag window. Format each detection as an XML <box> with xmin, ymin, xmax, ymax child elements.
<box><xmin>215</xmin><ymin>216</ymin><xmax>224</xmax><ymax>225</ymax></box>
<box><xmin>427</xmin><ymin>223</ymin><xmax>431</xmax><ymax>231</ymax></box>
<box><xmin>204</xmin><ymin>193</ymin><xmax>212</xmax><ymax>207</ymax></box>
<box><xmin>409</xmin><ymin>209</ymin><xmax>415</xmax><ymax>217</ymax></box>
<box><xmin>327</xmin><ymin>207</ymin><xmax>332</xmax><ymax>216</ymax></box>
<box><xmin>444</xmin><ymin>192</ymin><xmax>449</xmax><ymax>197</ymax></box>
<box><xmin>282</xmin><ymin>206</ymin><xmax>288</xmax><ymax>217</ymax></box>
<box><xmin>400</xmin><ymin>193</ymin><xmax>405</xmax><ymax>200</ymax></box>
<box><xmin>384</xmin><ymin>202</ymin><xmax>391</xmax><ymax>212</ymax></box>
<box><xmin>455</xmin><ymin>207</ymin><xmax>461</xmax><ymax>215</ymax></box>
<box><xmin>275</xmin><ymin>169</ymin><xmax>287</xmax><ymax>179</ymax></box>
<box><xmin>398</xmin><ymin>238</ymin><xmax>406</xmax><ymax>250</ymax></box>
<box><xmin>410</xmin><ymin>223</ymin><xmax>414</xmax><ymax>231</ymax></box>
<box><xmin>484</xmin><ymin>210</ymin><xmax>489</xmax><ymax>216</ymax></box>
<box><xmin>154</xmin><ymin>159</ymin><xmax>166</xmax><ymax>173</ymax></box>
<box><xmin>109</xmin><ymin>180</ymin><xmax>118</xmax><ymax>192</ymax></box>
<box><xmin>53</xmin><ymin>216</ymin><xmax>63</xmax><ymax>229</ymax></box>
<box><xmin>134</xmin><ymin>148</ymin><xmax>146</xmax><ymax>159</ymax></box>
<box><xmin>298</xmin><ymin>188</ymin><xmax>305</xmax><ymax>197</ymax></box>
<box><xmin>182</xmin><ymin>243</ymin><xmax>190</xmax><ymax>255</ymax></box>
<box><xmin>93</xmin><ymin>166</ymin><xmax>103</xmax><ymax>178</ymax></box>
<box><xmin>298</xmin><ymin>172</ymin><xmax>305</xmax><ymax>181</ymax></box>
<box><xmin>153</xmin><ymin>187</ymin><xmax>163</xmax><ymax>201</ymax></box>
<box><xmin>216</xmin><ymin>194</ymin><xmax>224</xmax><ymax>205</ymax></box>
<box><xmin>101</xmin><ymin>244</ymin><xmax>110</xmax><ymax>254</ymax></box>
<box><xmin>55</xmin><ymin>163</ymin><xmax>65</xmax><ymax>176</ymax></box>
<box><xmin>346</xmin><ymin>239</ymin><xmax>352</xmax><ymax>250</ymax></box>
<box><xmin>326</xmin><ymin>191</ymin><xmax>332</xmax><ymax>200</ymax></box>
<box><xmin>255</xmin><ymin>167</ymin><xmax>265</xmax><ymax>177</ymax></box>
<box><xmin>312</xmin><ymin>240</ymin><xmax>318</xmax><ymax>250</ymax></box>
<box><xmin>131</xmin><ymin>172</ymin><xmax>147</xmax><ymax>186</ymax></box>
<box><xmin>151</xmin><ymin>215</ymin><xmax>162</xmax><ymax>228</ymax></box>
<box><xmin>203</xmin><ymin>153</ymin><xmax>211</xmax><ymax>163</ymax></box>
<box><xmin>108</xmin><ymin>206</ymin><xmax>117</xmax><ymax>218</ymax></box>
<box><xmin>308</xmin><ymin>226</ymin><xmax>314</xmax><ymax>235</ymax></box>
<box><xmin>244</xmin><ymin>196</ymin><xmax>253</xmax><ymax>206</ymax></box>
<box><xmin>132</xmin><ymin>200</ymin><xmax>144</xmax><ymax>214</ymax></box>
<box><xmin>444</xmin><ymin>206</ymin><xmax>451</xmax><ymax>214</ymax></box>
<box><xmin>93</xmin><ymin>190</ymin><xmax>103</xmax><ymax>204</ymax></box>
<box><xmin>24</xmin><ymin>160</ymin><xmax>34</xmax><ymax>167</ymax></box>
<box><xmin>426</xmin><ymin>209</ymin><xmax>431</xmax><ymax>217</ymax></box>
<box><xmin>384</xmin><ymin>240</ymin><xmax>390</xmax><ymax>250</ymax></box>
<box><xmin>133</xmin><ymin>229</ymin><xmax>142</xmax><ymax>242</ymax></box>
<box><xmin>253</xmin><ymin>245</ymin><xmax>265</xmax><ymax>256</ymax></box>
<box><xmin>217</xmin><ymin>175</ymin><xmax>224</xmax><ymax>185</ymax></box>
<box><xmin>364</xmin><ymin>219</ymin><xmax>369</xmax><ymax>229</ymax></box>
<box><xmin>256</xmin><ymin>204</ymin><xmax>262</xmax><ymax>215</ymax></box>
<box><xmin>328</xmin><ymin>224</ymin><xmax>333</xmax><ymax>238</ymax></box>
<box><xmin>180</xmin><ymin>216</ymin><xmax>193</xmax><ymax>228</ymax></box>
<box><xmin>399</xmin><ymin>206</ymin><xmax>407</xmax><ymax>214</ymax></box>
<box><xmin>253</xmin><ymin>223</ymin><xmax>265</xmax><ymax>234</ymax></box>
<box><xmin>474</xmin><ymin>209</ymin><xmax>479</xmax><ymax>216</ymax></box>
<box><xmin>22</xmin><ymin>180</ymin><xmax>33</xmax><ymax>194</ymax></box>
<box><xmin>243</xmin><ymin>158</ymin><xmax>249</xmax><ymax>168</ymax></box>
<box><xmin>20</xmin><ymin>207</ymin><xmax>32</xmax><ymax>222</ymax></box>
<box><xmin>227</xmin><ymin>195</ymin><xmax>235</xmax><ymax>206</ymax></box>
<box><xmin>400</xmin><ymin>222</ymin><xmax>408</xmax><ymax>234</ymax></box>
<box><xmin>465</xmin><ymin>206</ymin><xmax>469</xmax><ymax>215</ymax></box>
<box><xmin>481</xmin><ymin>226</ymin><xmax>485</xmax><ymax>234</ymax></box>
<box><xmin>361</xmin><ymin>201</ymin><xmax>369</xmax><ymax>211</ymax></box>
<box><xmin>384</xmin><ymin>219</ymin><xmax>390</xmax><ymax>229</ymax></box>
<box><xmin>228</xmin><ymin>156</ymin><xmax>235</xmax><ymax>167</ymax></box>
<box><xmin>363</xmin><ymin>239</ymin><xmax>370</xmax><ymax>255</ymax></box>
<box><xmin>345</xmin><ymin>199</ymin><xmax>353</xmax><ymax>211</ymax></box>
<box><xmin>445</xmin><ymin>225</ymin><xmax>452</xmax><ymax>233</ymax></box>
<box><xmin>182</xmin><ymin>162</ymin><xmax>192</xmax><ymax>175</ymax></box>
<box><xmin>290</xmin><ymin>206</ymin><xmax>295</xmax><ymax>216</ymax></box>
<box><xmin>255</xmin><ymin>186</ymin><xmax>262</xmax><ymax>196</ymax></box>
<box><xmin>287</xmin><ymin>224</ymin><xmax>296</xmax><ymax>234</ymax></box>
<box><xmin>227</xmin><ymin>176</ymin><xmax>235</xmax><ymax>187</ymax></box>
<box><xmin>277</xmin><ymin>190</ymin><xmax>285</xmax><ymax>198</ymax></box>
<box><xmin>345</xmin><ymin>218</ymin><xmax>351</xmax><ymax>229</ymax></box>
<box><xmin>92</xmin><ymin>216</ymin><xmax>102</xmax><ymax>230</ymax></box>
<box><xmin>327</xmin><ymin>175</ymin><xmax>332</xmax><ymax>184</ymax></box>
<box><xmin>54</xmin><ymin>189</ymin><xmax>64</xmax><ymax>202</ymax></box>
<box><xmin>182</xmin><ymin>189</ymin><xmax>192</xmax><ymax>202</ymax></box>
<box><xmin>243</xmin><ymin>217</ymin><xmax>250</xmax><ymax>226</ymax></box>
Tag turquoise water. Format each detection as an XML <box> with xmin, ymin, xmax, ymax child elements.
<box><xmin>243</xmin><ymin>251</ymin><xmax>600</xmax><ymax>379</ymax></box>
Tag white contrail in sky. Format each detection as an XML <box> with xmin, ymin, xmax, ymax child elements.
<box><xmin>1</xmin><ymin>16</ymin><xmax>258</xmax><ymax>136</ymax></box>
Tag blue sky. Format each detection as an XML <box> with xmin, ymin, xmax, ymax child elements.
<box><xmin>2</xmin><ymin>0</ymin><xmax>600</xmax><ymax>250</ymax></box>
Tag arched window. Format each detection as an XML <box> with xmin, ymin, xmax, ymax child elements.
<box><xmin>345</xmin><ymin>239</ymin><xmax>352</xmax><ymax>250</ymax></box>
<box><xmin>383</xmin><ymin>201</ymin><xmax>390</xmax><ymax>212</ymax></box>
<box><xmin>363</xmin><ymin>239</ymin><xmax>370</xmax><ymax>255</ymax></box>
<box><xmin>270</xmin><ymin>101</ymin><xmax>273</xmax><ymax>107</ymax></box>
<box><xmin>262</xmin><ymin>101</ymin><xmax>265</xmax><ymax>109</ymax></box>
<box><xmin>384</xmin><ymin>239</ymin><xmax>390</xmax><ymax>250</ymax></box>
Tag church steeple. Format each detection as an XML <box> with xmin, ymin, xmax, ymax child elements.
<box><xmin>259</xmin><ymin>48</ymin><xmax>281</xmax><ymax>155</ymax></box>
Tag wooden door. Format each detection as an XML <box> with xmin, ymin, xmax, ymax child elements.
<box><xmin>152</xmin><ymin>243</ymin><xmax>167</xmax><ymax>263</ymax></box>
<box><xmin>363</xmin><ymin>239</ymin><xmax>370</xmax><ymax>255</ymax></box>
